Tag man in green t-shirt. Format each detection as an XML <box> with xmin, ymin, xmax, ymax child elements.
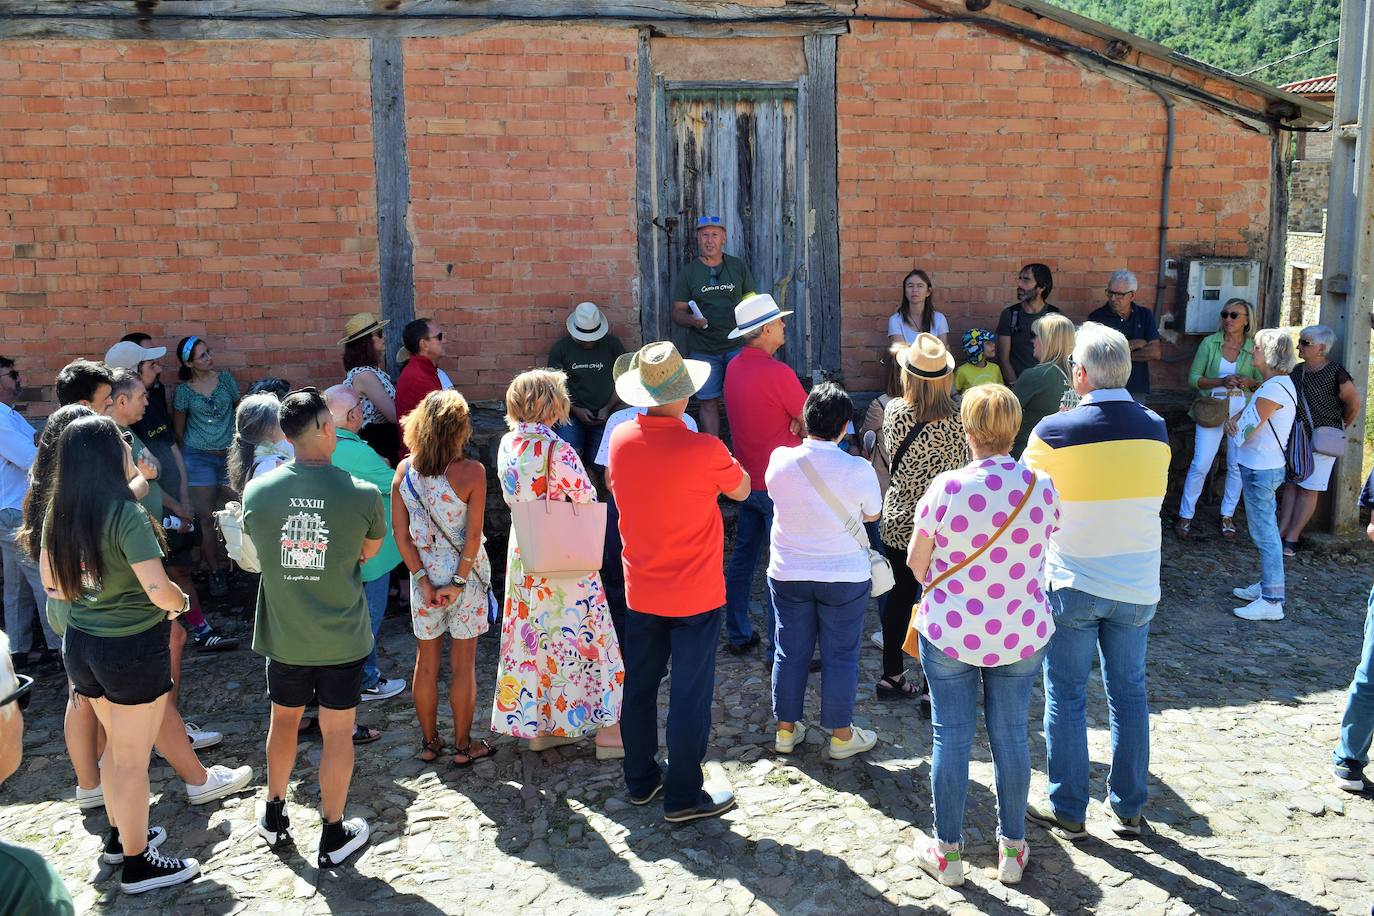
<box><xmin>243</xmin><ymin>389</ymin><xmax>384</xmax><ymax>869</ymax></box>
<box><xmin>547</xmin><ymin>301</ymin><xmax>626</xmax><ymax>471</ymax></box>
<box><xmin>0</xmin><ymin>632</ymin><xmax>76</xmax><ymax>915</ymax></box>
<box><xmin>670</xmin><ymin>215</ymin><xmax>756</xmax><ymax>437</ymax></box>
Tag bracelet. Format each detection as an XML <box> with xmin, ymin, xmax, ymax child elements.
<box><xmin>177</xmin><ymin>592</ymin><xmax>191</xmax><ymax>615</ymax></box>
<box><xmin>461</xmin><ymin>555</ymin><xmax>477</xmax><ymax>562</ymax></box>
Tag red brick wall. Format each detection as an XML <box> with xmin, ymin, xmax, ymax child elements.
<box><xmin>403</xmin><ymin>29</ymin><xmax>640</xmax><ymax>398</ymax></box>
<box><xmin>0</xmin><ymin>40</ymin><xmax>379</xmax><ymax>410</ymax></box>
<box><xmin>836</xmin><ymin>15</ymin><xmax>1273</xmax><ymax>391</ymax></box>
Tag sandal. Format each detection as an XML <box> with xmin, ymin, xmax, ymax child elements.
<box><xmin>352</xmin><ymin>724</ymin><xmax>381</xmax><ymax>745</ymax></box>
<box><xmin>418</xmin><ymin>735</ymin><xmax>443</xmax><ymax>763</ymax></box>
<box><xmin>452</xmin><ymin>739</ymin><xmax>495</xmax><ymax>768</ymax></box>
<box><xmin>1174</xmin><ymin>518</ymin><xmax>1191</xmax><ymax>539</ymax></box>
<box><xmin>1220</xmin><ymin>517</ymin><xmax>1237</xmax><ymax>539</ymax></box>
<box><xmin>876</xmin><ymin>674</ymin><xmax>922</xmax><ymax>701</ymax></box>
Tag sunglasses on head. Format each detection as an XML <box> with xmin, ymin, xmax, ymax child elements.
<box><xmin>1220</xmin><ymin>310</ymin><xmax>1243</xmax><ymax>320</ymax></box>
<box><xmin>1</xmin><ymin>674</ymin><xmax>33</xmax><ymax>712</ymax></box>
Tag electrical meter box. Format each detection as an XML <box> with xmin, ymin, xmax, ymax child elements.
<box><xmin>1180</xmin><ymin>258</ymin><xmax>1261</xmax><ymax>334</ymax></box>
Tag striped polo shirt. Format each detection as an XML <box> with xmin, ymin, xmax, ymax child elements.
<box><xmin>1021</xmin><ymin>389</ymin><xmax>1170</xmax><ymax>605</ymax></box>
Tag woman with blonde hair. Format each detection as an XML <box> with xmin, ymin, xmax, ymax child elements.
<box><xmin>1011</xmin><ymin>312</ymin><xmax>1075</xmax><ymax>457</ymax></box>
<box><xmin>876</xmin><ymin>334</ymin><xmax>969</xmax><ymax>701</ymax></box>
<box><xmin>492</xmin><ymin>369</ymin><xmax>624</xmax><ymax>756</ymax></box>
<box><xmin>393</xmin><ymin>390</ymin><xmax>494</xmax><ymax>766</ymax></box>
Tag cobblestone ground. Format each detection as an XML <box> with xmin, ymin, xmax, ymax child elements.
<box><xmin>3</xmin><ymin>521</ymin><xmax>1373</xmax><ymax>914</ymax></box>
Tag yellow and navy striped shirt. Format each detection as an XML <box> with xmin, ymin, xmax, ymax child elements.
<box><xmin>1021</xmin><ymin>389</ymin><xmax>1170</xmax><ymax>605</ymax></box>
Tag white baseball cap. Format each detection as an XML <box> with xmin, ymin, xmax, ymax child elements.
<box><xmin>104</xmin><ymin>340</ymin><xmax>167</xmax><ymax>371</ymax></box>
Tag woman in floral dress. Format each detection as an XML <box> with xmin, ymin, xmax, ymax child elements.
<box><xmin>492</xmin><ymin>369</ymin><xmax>623</xmax><ymax>757</ymax></box>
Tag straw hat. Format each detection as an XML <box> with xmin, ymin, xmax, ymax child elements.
<box><xmin>727</xmin><ymin>292</ymin><xmax>792</xmax><ymax>340</ymax></box>
<box><xmin>896</xmin><ymin>332</ymin><xmax>955</xmax><ymax>378</ymax></box>
<box><xmin>613</xmin><ymin>341</ymin><xmax>712</xmax><ymax>407</ymax></box>
<box><xmin>339</xmin><ymin>312</ymin><xmax>389</xmax><ymax>345</ymax></box>
<box><xmin>566</xmin><ymin>301</ymin><xmax>609</xmax><ymax>342</ymax></box>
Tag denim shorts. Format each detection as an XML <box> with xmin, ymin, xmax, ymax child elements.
<box><xmin>183</xmin><ymin>446</ymin><xmax>229</xmax><ymax>488</ymax></box>
<box><xmin>63</xmin><ymin>620</ymin><xmax>173</xmax><ymax>706</ymax></box>
<box><xmin>266</xmin><ymin>657</ymin><xmax>366</xmax><ymax>710</ymax></box>
<box><xmin>690</xmin><ymin>348</ymin><xmax>740</xmax><ymax>401</ymax></box>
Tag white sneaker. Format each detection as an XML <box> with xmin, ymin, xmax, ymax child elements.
<box><xmin>829</xmin><ymin>726</ymin><xmax>878</xmax><ymax>760</ymax></box>
<box><xmin>775</xmin><ymin>722</ymin><xmax>807</xmax><ymax>754</ymax></box>
<box><xmin>317</xmin><ymin>817</ymin><xmax>370</xmax><ymax>866</ymax></box>
<box><xmin>186</xmin><ymin>764</ymin><xmax>253</xmax><ymax>805</ymax></box>
<box><xmin>75</xmin><ymin>784</ymin><xmax>105</xmax><ymax>810</ymax></box>
<box><xmin>360</xmin><ymin>676</ymin><xmax>406</xmax><ymax>702</ymax></box>
<box><xmin>997</xmin><ymin>837</ymin><xmax>1029</xmax><ymax>884</ymax></box>
<box><xmin>184</xmin><ymin>722</ymin><xmax>222</xmax><ymax>750</ymax></box>
<box><xmin>1231</xmin><ymin>582</ymin><xmax>1262</xmax><ymax>601</ymax></box>
<box><xmin>870</xmin><ymin>630</ymin><xmax>884</xmax><ymax>649</ymax></box>
<box><xmin>1233</xmin><ymin>597</ymin><xmax>1284</xmax><ymax>621</ymax></box>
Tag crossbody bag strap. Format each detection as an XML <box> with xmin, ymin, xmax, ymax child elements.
<box><xmin>404</xmin><ymin>463</ymin><xmax>487</xmax><ymax>588</ymax></box>
<box><xmin>924</xmin><ymin>478</ymin><xmax>1033</xmax><ymax>595</ymax></box>
<box><xmin>1264</xmin><ymin>384</ymin><xmax>1299</xmax><ymax>453</ymax></box>
<box><xmin>887</xmin><ymin>420</ymin><xmax>928</xmax><ymax>481</ymax></box>
<box><xmin>796</xmin><ymin>455</ymin><xmax>871</xmax><ymax>551</ymax></box>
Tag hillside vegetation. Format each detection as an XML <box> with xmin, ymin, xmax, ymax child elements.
<box><xmin>1046</xmin><ymin>0</ymin><xmax>1340</xmax><ymax>86</ymax></box>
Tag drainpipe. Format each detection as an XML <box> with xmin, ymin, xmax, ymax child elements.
<box><xmin>1148</xmin><ymin>84</ymin><xmax>1175</xmax><ymax>319</ymax></box>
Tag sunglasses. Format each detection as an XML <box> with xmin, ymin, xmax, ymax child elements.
<box><xmin>4</xmin><ymin>369</ymin><xmax>18</xmax><ymax>381</ymax></box>
<box><xmin>1220</xmin><ymin>311</ymin><xmax>1244</xmax><ymax>320</ymax></box>
<box><xmin>1106</xmin><ymin>290</ymin><xmax>1132</xmax><ymax>298</ymax></box>
<box><xmin>0</xmin><ymin>674</ymin><xmax>33</xmax><ymax>712</ymax></box>
<box><xmin>424</xmin><ymin>332</ymin><xmax>444</xmax><ymax>341</ymax></box>
<box><xmin>1298</xmin><ymin>339</ymin><xmax>1312</xmax><ymax>347</ymax></box>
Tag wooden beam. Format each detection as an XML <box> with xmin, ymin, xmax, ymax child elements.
<box><xmin>0</xmin><ymin>0</ymin><xmax>853</xmax><ymax>40</ymax></box>
<box><xmin>802</xmin><ymin>32</ymin><xmax>841</xmax><ymax>377</ymax></box>
<box><xmin>368</xmin><ymin>37</ymin><xmax>415</xmax><ymax>377</ymax></box>
<box><xmin>634</xmin><ymin>27</ymin><xmax>655</xmax><ymax>350</ymax></box>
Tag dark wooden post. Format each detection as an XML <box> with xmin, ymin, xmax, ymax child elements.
<box><xmin>370</xmin><ymin>37</ymin><xmax>415</xmax><ymax>377</ymax></box>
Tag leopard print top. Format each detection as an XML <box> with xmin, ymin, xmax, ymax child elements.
<box><xmin>879</xmin><ymin>400</ymin><xmax>969</xmax><ymax>551</ymax></box>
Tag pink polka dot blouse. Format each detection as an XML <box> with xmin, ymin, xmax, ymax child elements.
<box><xmin>911</xmin><ymin>456</ymin><xmax>1061</xmax><ymax>667</ymax></box>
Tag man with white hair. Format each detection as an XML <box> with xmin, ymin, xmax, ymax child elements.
<box><xmin>1021</xmin><ymin>323</ymin><xmax>1170</xmax><ymax>840</ymax></box>
<box><xmin>325</xmin><ymin>385</ymin><xmax>405</xmax><ymax>702</ymax></box>
<box><xmin>1088</xmin><ymin>270</ymin><xmax>1161</xmax><ymax>396</ymax></box>
<box><xmin>0</xmin><ymin>629</ymin><xmax>76</xmax><ymax>913</ymax></box>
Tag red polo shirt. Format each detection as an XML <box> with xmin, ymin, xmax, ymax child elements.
<box><xmin>607</xmin><ymin>414</ymin><xmax>745</xmax><ymax>616</ymax></box>
<box><xmin>722</xmin><ymin>345</ymin><xmax>806</xmax><ymax>491</ymax></box>
<box><xmin>394</xmin><ymin>354</ymin><xmax>441</xmax><ymax>456</ymax></box>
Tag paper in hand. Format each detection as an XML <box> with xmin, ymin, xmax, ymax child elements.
<box><xmin>688</xmin><ymin>300</ymin><xmax>707</xmax><ymax>327</ymax></box>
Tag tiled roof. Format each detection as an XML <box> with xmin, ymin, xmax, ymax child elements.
<box><xmin>1279</xmin><ymin>74</ymin><xmax>1337</xmax><ymax>95</ymax></box>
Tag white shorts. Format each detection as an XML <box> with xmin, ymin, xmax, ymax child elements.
<box><xmin>410</xmin><ymin>570</ymin><xmax>492</xmax><ymax>641</ymax></box>
<box><xmin>1298</xmin><ymin>453</ymin><xmax>1337</xmax><ymax>491</ymax></box>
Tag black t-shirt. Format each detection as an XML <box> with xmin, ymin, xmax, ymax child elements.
<box><xmin>1294</xmin><ymin>361</ymin><xmax>1353</xmax><ymax>431</ymax></box>
<box><xmin>130</xmin><ymin>379</ymin><xmax>181</xmax><ymax>500</ymax></box>
<box><xmin>996</xmin><ymin>303</ymin><xmax>1060</xmax><ymax>378</ymax></box>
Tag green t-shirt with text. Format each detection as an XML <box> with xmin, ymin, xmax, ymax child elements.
<box><xmin>122</xmin><ymin>426</ymin><xmax>163</xmax><ymax>522</ymax></box>
<box><xmin>671</xmin><ymin>254</ymin><xmax>755</xmax><ymax>354</ymax></box>
<box><xmin>55</xmin><ymin>501</ymin><xmax>165</xmax><ymax>638</ymax></box>
<box><xmin>548</xmin><ymin>334</ymin><xmax>626</xmax><ymax>412</ymax></box>
<box><xmin>244</xmin><ymin>461</ymin><xmax>386</xmax><ymax>667</ymax></box>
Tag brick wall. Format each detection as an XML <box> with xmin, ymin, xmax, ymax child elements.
<box><xmin>0</xmin><ymin>41</ymin><xmax>380</xmax><ymax>407</ymax></box>
<box><xmin>403</xmin><ymin>29</ymin><xmax>640</xmax><ymax>398</ymax></box>
<box><xmin>835</xmin><ymin>13</ymin><xmax>1274</xmax><ymax>391</ymax></box>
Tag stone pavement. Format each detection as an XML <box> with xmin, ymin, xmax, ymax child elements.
<box><xmin>3</xmin><ymin>524</ymin><xmax>1373</xmax><ymax>914</ymax></box>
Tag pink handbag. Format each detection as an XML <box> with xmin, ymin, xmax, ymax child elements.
<box><xmin>508</xmin><ymin>443</ymin><xmax>606</xmax><ymax>577</ymax></box>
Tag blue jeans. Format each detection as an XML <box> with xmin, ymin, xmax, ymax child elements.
<box><xmin>1334</xmin><ymin>584</ymin><xmax>1374</xmax><ymax>768</ymax></box>
<box><xmin>361</xmin><ymin>574</ymin><xmax>390</xmax><ymax>690</ymax></box>
<box><xmin>769</xmin><ymin>578</ymin><xmax>869</xmax><ymax>730</ymax></box>
<box><xmin>1</xmin><ymin>507</ymin><xmax>59</xmax><ymax>653</ymax></box>
<box><xmin>601</xmin><ymin>494</ymin><xmax>627</xmax><ymax>644</ymax></box>
<box><xmin>922</xmin><ymin>634</ymin><xmax>1044</xmax><ymax>844</ymax></box>
<box><xmin>553</xmin><ymin>417</ymin><xmax>606</xmax><ymax>471</ymax></box>
<box><xmin>1043</xmin><ymin>586</ymin><xmax>1156</xmax><ymax>823</ymax></box>
<box><xmin>690</xmin><ymin>348</ymin><xmax>740</xmax><ymax>402</ymax></box>
<box><xmin>725</xmin><ymin>490</ymin><xmax>775</xmax><ymax>651</ymax></box>
<box><xmin>1240</xmin><ymin>465</ymin><xmax>1286</xmax><ymax>602</ymax></box>
<box><xmin>621</xmin><ymin>607</ymin><xmax>722</xmax><ymax>812</ymax></box>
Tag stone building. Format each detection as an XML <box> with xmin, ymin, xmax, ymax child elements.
<box><xmin>1279</xmin><ymin>73</ymin><xmax>1336</xmax><ymax>328</ymax></box>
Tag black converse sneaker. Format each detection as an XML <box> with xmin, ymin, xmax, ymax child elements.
<box><xmin>101</xmin><ymin>825</ymin><xmax>167</xmax><ymax>864</ymax></box>
<box><xmin>119</xmin><ymin>846</ymin><xmax>200</xmax><ymax>894</ymax></box>
<box><xmin>258</xmin><ymin>797</ymin><xmax>292</xmax><ymax>848</ymax></box>
<box><xmin>317</xmin><ymin>817</ymin><xmax>370</xmax><ymax>867</ymax></box>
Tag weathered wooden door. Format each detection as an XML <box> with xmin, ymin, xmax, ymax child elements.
<box><xmin>651</xmin><ymin>84</ymin><xmax>809</xmax><ymax>374</ymax></box>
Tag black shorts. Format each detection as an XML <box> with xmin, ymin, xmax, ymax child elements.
<box><xmin>163</xmin><ymin>530</ymin><xmax>196</xmax><ymax>568</ymax></box>
<box><xmin>265</xmin><ymin>657</ymin><xmax>366</xmax><ymax>710</ymax></box>
<box><xmin>63</xmin><ymin>620</ymin><xmax>173</xmax><ymax>706</ymax></box>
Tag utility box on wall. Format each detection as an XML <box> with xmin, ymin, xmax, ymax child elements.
<box><xmin>1179</xmin><ymin>258</ymin><xmax>1261</xmax><ymax>334</ymax></box>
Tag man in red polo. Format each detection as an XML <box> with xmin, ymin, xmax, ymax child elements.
<box><xmin>607</xmin><ymin>341</ymin><xmax>750</xmax><ymax>823</ymax></box>
<box><xmin>722</xmin><ymin>293</ymin><xmax>806</xmax><ymax>660</ymax></box>
<box><xmin>394</xmin><ymin>317</ymin><xmax>446</xmax><ymax>457</ymax></box>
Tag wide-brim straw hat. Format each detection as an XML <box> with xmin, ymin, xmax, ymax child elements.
<box><xmin>339</xmin><ymin>312</ymin><xmax>390</xmax><ymax>345</ymax></box>
<box><xmin>896</xmin><ymin>332</ymin><xmax>955</xmax><ymax>379</ymax></box>
<box><xmin>613</xmin><ymin>341</ymin><xmax>712</xmax><ymax>408</ymax></box>
<box><xmin>566</xmin><ymin>301</ymin><xmax>609</xmax><ymax>342</ymax></box>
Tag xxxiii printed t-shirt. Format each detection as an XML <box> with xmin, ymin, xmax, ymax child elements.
<box><xmin>671</xmin><ymin>255</ymin><xmax>756</xmax><ymax>354</ymax></box>
<box><xmin>244</xmin><ymin>462</ymin><xmax>386</xmax><ymax>667</ymax></box>
<box><xmin>548</xmin><ymin>334</ymin><xmax>627</xmax><ymax>412</ymax></box>
<box><xmin>57</xmin><ymin>501</ymin><xmax>166</xmax><ymax>638</ymax></box>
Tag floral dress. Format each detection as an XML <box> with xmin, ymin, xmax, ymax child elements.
<box><xmin>399</xmin><ymin>464</ymin><xmax>492</xmax><ymax>641</ymax></box>
<box><xmin>491</xmin><ymin>423</ymin><xmax>623</xmax><ymax>738</ymax></box>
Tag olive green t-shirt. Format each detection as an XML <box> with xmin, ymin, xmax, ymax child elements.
<box><xmin>53</xmin><ymin>501</ymin><xmax>165</xmax><ymax>638</ymax></box>
<box><xmin>671</xmin><ymin>254</ymin><xmax>755</xmax><ymax>354</ymax></box>
<box><xmin>547</xmin><ymin>334</ymin><xmax>627</xmax><ymax>412</ymax></box>
<box><xmin>243</xmin><ymin>461</ymin><xmax>386</xmax><ymax>667</ymax></box>
<box><xmin>0</xmin><ymin>841</ymin><xmax>75</xmax><ymax>916</ymax></box>
<box><xmin>121</xmin><ymin>426</ymin><xmax>163</xmax><ymax>522</ymax></box>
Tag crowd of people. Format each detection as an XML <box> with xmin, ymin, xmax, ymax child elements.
<box><xmin>0</xmin><ymin>213</ymin><xmax>1372</xmax><ymax>904</ymax></box>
